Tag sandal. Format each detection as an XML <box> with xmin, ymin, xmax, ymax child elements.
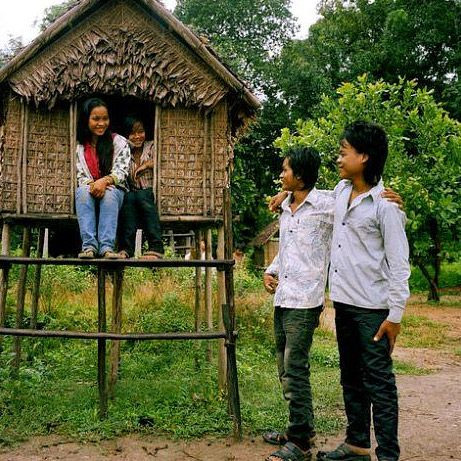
<box><xmin>78</xmin><ymin>249</ymin><xmax>96</xmax><ymax>259</ymax></box>
<box><xmin>266</xmin><ymin>441</ymin><xmax>312</xmax><ymax>461</ymax></box>
<box><xmin>316</xmin><ymin>443</ymin><xmax>371</xmax><ymax>461</ymax></box>
<box><xmin>263</xmin><ymin>431</ymin><xmax>317</xmax><ymax>447</ymax></box>
<box><xmin>102</xmin><ymin>250</ymin><xmax>120</xmax><ymax>259</ymax></box>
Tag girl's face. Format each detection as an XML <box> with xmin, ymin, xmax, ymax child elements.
<box><xmin>128</xmin><ymin>121</ymin><xmax>146</xmax><ymax>148</ymax></box>
<box><xmin>88</xmin><ymin>106</ymin><xmax>109</xmax><ymax>138</ymax></box>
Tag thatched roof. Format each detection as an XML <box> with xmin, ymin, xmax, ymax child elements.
<box><xmin>0</xmin><ymin>0</ymin><xmax>260</xmax><ymax>112</ymax></box>
<box><xmin>249</xmin><ymin>220</ymin><xmax>279</xmax><ymax>247</ymax></box>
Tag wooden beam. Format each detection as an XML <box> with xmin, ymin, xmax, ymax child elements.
<box><xmin>205</xmin><ymin>228</ymin><xmax>213</xmax><ymax>362</ymax></box>
<box><xmin>97</xmin><ymin>266</ymin><xmax>107</xmax><ymax>419</ymax></box>
<box><xmin>109</xmin><ymin>268</ymin><xmax>124</xmax><ymax>399</ymax></box>
<box><xmin>13</xmin><ymin>227</ymin><xmax>31</xmax><ymax>373</ymax></box>
<box><xmin>217</xmin><ymin>225</ymin><xmax>227</xmax><ymax>392</ymax></box>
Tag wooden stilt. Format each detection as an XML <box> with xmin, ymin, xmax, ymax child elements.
<box><xmin>109</xmin><ymin>268</ymin><xmax>124</xmax><ymax>399</ymax></box>
<box><xmin>13</xmin><ymin>227</ymin><xmax>31</xmax><ymax>373</ymax></box>
<box><xmin>194</xmin><ymin>230</ymin><xmax>202</xmax><ymax>332</ymax></box>
<box><xmin>0</xmin><ymin>223</ymin><xmax>12</xmax><ymax>330</ymax></box>
<box><xmin>30</xmin><ymin>228</ymin><xmax>45</xmax><ymax>329</ymax></box>
<box><xmin>223</xmin><ymin>187</ymin><xmax>241</xmax><ymax>440</ymax></box>
<box><xmin>205</xmin><ymin>228</ymin><xmax>213</xmax><ymax>362</ymax></box>
<box><xmin>97</xmin><ymin>267</ymin><xmax>108</xmax><ymax>419</ymax></box>
<box><xmin>217</xmin><ymin>225</ymin><xmax>227</xmax><ymax>392</ymax></box>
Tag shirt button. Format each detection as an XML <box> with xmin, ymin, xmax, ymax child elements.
<box><xmin>342</xmin><ymin>222</ymin><xmax>346</xmax><ymax>226</ymax></box>
<box><xmin>334</xmin><ymin>269</ymin><xmax>338</xmax><ymax>273</ymax></box>
<box><xmin>338</xmin><ymin>244</ymin><xmax>341</xmax><ymax>248</ymax></box>
<box><xmin>284</xmin><ymin>276</ymin><xmax>288</xmax><ymax>279</ymax></box>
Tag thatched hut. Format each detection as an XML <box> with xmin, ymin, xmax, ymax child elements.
<box><xmin>249</xmin><ymin>219</ymin><xmax>279</xmax><ymax>268</ymax></box>
<box><xmin>0</xmin><ymin>0</ymin><xmax>259</xmax><ymax>238</ymax></box>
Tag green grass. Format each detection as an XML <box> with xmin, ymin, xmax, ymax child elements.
<box><xmin>399</xmin><ymin>314</ymin><xmax>447</xmax><ymax>349</ymax></box>
<box><xmin>2</xmin><ymin>259</ymin><xmax>457</xmax><ymax>447</ymax></box>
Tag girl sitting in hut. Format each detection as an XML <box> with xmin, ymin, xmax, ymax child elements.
<box><xmin>76</xmin><ymin>98</ymin><xmax>130</xmax><ymax>259</ymax></box>
<box><xmin>118</xmin><ymin>115</ymin><xmax>164</xmax><ymax>259</ymax></box>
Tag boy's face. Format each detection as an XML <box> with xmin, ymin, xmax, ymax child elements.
<box><xmin>280</xmin><ymin>157</ymin><xmax>304</xmax><ymax>191</ymax></box>
<box><xmin>337</xmin><ymin>139</ymin><xmax>368</xmax><ymax>180</ymax></box>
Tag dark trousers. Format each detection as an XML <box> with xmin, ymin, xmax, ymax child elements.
<box><xmin>274</xmin><ymin>305</ymin><xmax>322</xmax><ymax>446</ymax></box>
<box><xmin>334</xmin><ymin>302</ymin><xmax>399</xmax><ymax>461</ymax></box>
<box><xmin>118</xmin><ymin>188</ymin><xmax>163</xmax><ymax>256</ymax></box>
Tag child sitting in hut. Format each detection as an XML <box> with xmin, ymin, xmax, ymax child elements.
<box><xmin>118</xmin><ymin>115</ymin><xmax>164</xmax><ymax>259</ymax></box>
<box><xmin>75</xmin><ymin>97</ymin><xmax>130</xmax><ymax>259</ymax></box>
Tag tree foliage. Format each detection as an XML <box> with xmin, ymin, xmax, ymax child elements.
<box><xmin>0</xmin><ymin>36</ymin><xmax>24</xmax><ymax>68</ymax></box>
<box><xmin>278</xmin><ymin>0</ymin><xmax>461</xmax><ymax>120</ymax></box>
<box><xmin>38</xmin><ymin>0</ymin><xmax>80</xmax><ymax>31</ymax></box>
<box><xmin>276</xmin><ymin>75</ymin><xmax>461</xmax><ymax>300</ymax></box>
<box><xmin>174</xmin><ymin>0</ymin><xmax>296</xmax><ymax>89</ymax></box>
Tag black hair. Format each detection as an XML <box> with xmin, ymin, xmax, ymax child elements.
<box><xmin>121</xmin><ymin>115</ymin><xmax>145</xmax><ymax>139</ymax></box>
<box><xmin>341</xmin><ymin>121</ymin><xmax>388</xmax><ymax>186</ymax></box>
<box><xmin>284</xmin><ymin>145</ymin><xmax>321</xmax><ymax>190</ymax></box>
<box><xmin>77</xmin><ymin>98</ymin><xmax>114</xmax><ymax>177</ymax></box>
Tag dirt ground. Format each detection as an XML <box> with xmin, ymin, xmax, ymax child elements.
<box><xmin>1</xmin><ymin>303</ymin><xmax>460</xmax><ymax>461</ymax></box>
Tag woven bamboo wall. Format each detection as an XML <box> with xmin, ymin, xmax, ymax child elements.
<box><xmin>25</xmin><ymin>104</ymin><xmax>71</xmax><ymax>214</ymax></box>
<box><xmin>0</xmin><ymin>97</ymin><xmax>21</xmax><ymax>212</ymax></box>
<box><xmin>158</xmin><ymin>101</ymin><xmax>229</xmax><ymax>217</ymax></box>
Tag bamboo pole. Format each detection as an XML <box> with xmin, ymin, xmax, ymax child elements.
<box><xmin>209</xmin><ymin>112</ymin><xmax>215</xmax><ymax>215</ymax></box>
<box><xmin>30</xmin><ymin>228</ymin><xmax>45</xmax><ymax>329</ymax></box>
<box><xmin>205</xmin><ymin>227</ymin><xmax>213</xmax><ymax>362</ymax></box>
<box><xmin>109</xmin><ymin>269</ymin><xmax>124</xmax><ymax>399</ymax></box>
<box><xmin>223</xmin><ymin>187</ymin><xmax>241</xmax><ymax>439</ymax></box>
<box><xmin>16</xmin><ymin>101</ymin><xmax>25</xmax><ymax>214</ymax></box>
<box><xmin>97</xmin><ymin>267</ymin><xmax>107</xmax><ymax>419</ymax></box>
<box><xmin>153</xmin><ymin>105</ymin><xmax>161</xmax><ymax>209</ymax></box>
<box><xmin>0</xmin><ymin>223</ymin><xmax>11</xmax><ymax>350</ymax></box>
<box><xmin>217</xmin><ymin>225</ymin><xmax>227</xmax><ymax>392</ymax></box>
<box><xmin>13</xmin><ymin>227</ymin><xmax>31</xmax><ymax>373</ymax></box>
<box><xmin>21</xmin><ymin>104</ymin><xmax>29</xmax><ymax>214</ymax></box>
<box><xmin>194</xmin><ymin>230</ymin><xmax>202</xmax><ymax>332</ymax></box>
<box><xmin>69</xmin><ymin>102</ymin><xmax>76</xmax><ymax>215</ymax></box>
<box><xmin>202</xmin><ymin>113</ymin><xmax>209</xmax><ymax>216</ymax></box>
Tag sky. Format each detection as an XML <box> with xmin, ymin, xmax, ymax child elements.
<box><xmin>0</xmin><ymin>0</ymin><xmax>320</xmax><ymax>49</ymax></box>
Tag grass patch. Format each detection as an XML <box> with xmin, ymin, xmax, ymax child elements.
<box><xmin>0</xmin><ymin>264</ymin><xmax>344</xmax><ymax>447</ymax></box>
<box><xmin>399</xmin><ymin>314</ymin><xmax>447</xmax><ymax>348</ymax></box>
<box><xmin>393</xmin><ymin>360</ymin><xmax>430</xmax><ymax>376</ymax></box>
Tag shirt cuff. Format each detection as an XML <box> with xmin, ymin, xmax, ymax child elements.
<box><xmin>387</xmin><ymin>307</ymin><xmax>404</xmax><ymax>323</ymax></box>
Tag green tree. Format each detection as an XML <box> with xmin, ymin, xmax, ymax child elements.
<box><xmin>174</xmin><ymin>0</ymin><xmax>296</xmax><ymax>88</ymax></box>
<box><xmin>278</xmin><ymin>0</ymin><xmax>461</xmax><ymax>120</ymax></box>
<box><xmin>276</xmin><ymin>75</ymin><xmax>461</xmax><ymax>300</ymax></box>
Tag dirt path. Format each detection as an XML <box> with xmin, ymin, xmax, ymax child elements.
<box><xmin>1</xmin><ymin>302</ymin><xmax>460</xmax><ymax>461</ymax></box>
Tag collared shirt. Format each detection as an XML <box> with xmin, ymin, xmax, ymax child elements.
<box><xmin>265</xmin><ymin>188</ymin><xmax>334</xmax><ymax>309</ymax></box>
<box><xmin>128</xmin><ymin>140</ymin><xmax>155</xmax><ymax>190</ymax></box>
<box><xmin>329</xmin><ymin>179</ymin><xmax>410</xmax><ymax>322</ymax></box>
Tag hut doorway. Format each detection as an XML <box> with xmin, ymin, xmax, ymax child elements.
<box><xmin>76</xmin><ymin>95</ymin><xmax>156</xmax><ymax>140</ymax></box>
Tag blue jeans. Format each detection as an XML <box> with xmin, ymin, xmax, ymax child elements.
<box><xmin>75</xmin><ymin>185</ymin><xmax>124</xmax><ymax>255</ymax></box>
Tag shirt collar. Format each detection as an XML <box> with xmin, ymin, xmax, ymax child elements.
<box><xmin>344</xmin><ymin>179</ymin><xmax>384</xmax><ymax>202</ymax></box>
<box><xmin>281</xmin><ymin>187</ymin><xmax>319</xmax><ymax>211</ymax></box>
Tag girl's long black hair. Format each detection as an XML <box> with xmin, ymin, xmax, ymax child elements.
<box><xmin>77</xmin><ymin>98</ymin><xmax>114</xmax><ymax>177</ymax></box>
